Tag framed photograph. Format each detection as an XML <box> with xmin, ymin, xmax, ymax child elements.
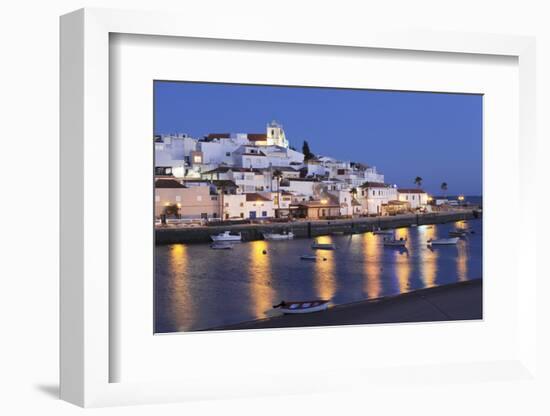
<box><xmin>60</xmin><ymin>8</ymin><xmax>538</xmax><ymax>408</ymax></box>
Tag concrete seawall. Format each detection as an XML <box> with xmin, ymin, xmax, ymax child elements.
<box><xmin>156</xmin><ymin>209</ymin><xmax>480</xmax><ymax>245</ymax></box>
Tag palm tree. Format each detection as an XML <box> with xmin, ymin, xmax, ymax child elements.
<box><xmin>440</xmin><ymin>182</ymin><xmax>448</xmax><ymax>198</ymax></box>
<box><xmin>414</xmin><ymin>176</ymin><xmax>423</xmax><ymax>188</ymax></box>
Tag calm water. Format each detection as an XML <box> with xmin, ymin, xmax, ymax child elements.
<box><xmin>155</xmin><ymin>219</ymin><xmax>482</xmax><ymax>332</ymax></box>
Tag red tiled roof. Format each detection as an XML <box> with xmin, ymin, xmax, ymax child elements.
<box><xmin>206</xmin><ymin>133</ymin><xmax>230</xmax><ymax>139</ymax></box>
<box><xmin>246</xmin><ymin>193</ymin><xmax>272</xmax><ymax>202</ymax></box>
<box><xmin>360</xmin><ymin>182</ymin><xmax>390</xmax><ymax>188</ymax></box>
<box><xmin>155</xmin><ymin>179</ymin><xmax>186</xmax><ymax>188</ymax></box>
<box><xmin>397</xmin><ymin>188</ymin><xmax>426</xmax><ymax>194</ymax></box>
<box><xmin>247</xmin><ymin>134</ymin><xmax>267</xmax><ymax>141</ymax></box>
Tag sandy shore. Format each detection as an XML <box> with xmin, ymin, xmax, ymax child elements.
<box><xmin>205</xmin><ymin>279</ymin><xmax>482</xmax><ymax>331</ymax></box>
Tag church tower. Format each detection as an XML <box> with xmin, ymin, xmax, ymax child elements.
<box><xmin>266</xmin><ymin>120</ymin><xmax>289</xmax><ymax>148</ymax></box>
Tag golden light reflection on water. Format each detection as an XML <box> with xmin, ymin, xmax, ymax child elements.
<box><xmin>168</xmin><ymin>244</ymin><xmax>194</xmax><ymax>329</ymax></box>
<box><xmin>314</xmin><ymin>236</ymin><xmax>336</xmax><ymax>300</ymax></box>
<box><xmin>248</xmin><ymin>240</ymin><xmax>275</xmax><ymax>319</ymax></box>
<box><xmin>394</xmin><ymin>228</ymin><xmax>411</xmax><ymax>293</ymax></box>
<box><xmin>418</xmin><ymin>225</ymin><xmax>438</xmax><ymax>288</ymax></box>
<box><xmin>363</xmin><ymin>233</ymin><xmax>381</xmax><ymax>299</ymax></box>
<box><xmin>456</xmin><ymin>242</ymin><xmax>468</xmax><ymax>281</ymax></box>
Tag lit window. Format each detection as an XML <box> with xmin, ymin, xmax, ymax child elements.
<box><xmin>197</xmin><ymin>195</ymin><xmax>202</xmax><ymax>202</ymax></box>
<box><xmin>193</xmin><ymin>155</ymin><xmax>202</xmax><ymax>164</ymax></box>
<box><xmin>175</xmin><ymin>195</ymin><xmax>181</xmax><ymax>202</ymax></box>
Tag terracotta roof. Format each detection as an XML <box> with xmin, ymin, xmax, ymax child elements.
<box><xmin>360</xmin><ymin>182</ymin><xmax>391</xmax><ymax>188</ymax></box>
<box><xmin>155</xmin><ymin>179</ymin><xmax>186</xmax><ymax>188</ymax></box>
<box><xmin>397</xmin><ymin>188</ymin><xmax>426</xmax><ymax>194</ymax></box>
<box><xmin>205</xmin><ymin>133</ymin><xmax>230</xmax><ymax>139</ymax></box>
<box><xmin>247</xmin><ymin>134</ymin><xmax>267</xmax><ymax>141</ymax></box>
<box><xmin>246</xmin><ymin>193</ymin><xmax>272</xmax><ymax>202</ymax></box>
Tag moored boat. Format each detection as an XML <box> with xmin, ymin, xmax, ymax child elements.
<box><xmin>210</xmin><ymin>242</ymin><xmax>233</xmax><ymax>250</ymax></box>
<box><xmin>311</xmin><ymin>242</ymin><xmax>336</xmax><ymax>250</ymax></box>
<box><xmin>273</xmin><ymin>300</ymin><xmax>330</xmax><ymax>314</ymax></box>
<box><xmin>383</xmin><ymin>237</ymin><xmax>407</xmax><ymax>247</ymax></box>
<box><xmin>210</xmin><ymin>231</ymin><xmax>242</xmax><ymax>242</ymax></box>
<box><xmin>449</xmin><ymin>230</ymin><xmax>467</xmax><ymax>237</ymax></box>
<box><xmin>263</xmin><ymin>231</ymin><xmax>294</xmax><ymax>240</ymax></box>
<box><xmin>427</xmin><ymin>237</ymin><xmax>459</xmax><ymax>246</ymax></box>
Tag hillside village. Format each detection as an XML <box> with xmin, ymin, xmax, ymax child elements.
<box><xmin>154</xmin><ymin>120</ymin><xmax>433</xmax><ymax>223</ymax></box>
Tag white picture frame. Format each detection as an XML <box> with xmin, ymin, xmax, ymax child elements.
<box><xmin>60</xmin><ymin>7</ymin><xmax>538</xmax><ymax>408</ymax></box>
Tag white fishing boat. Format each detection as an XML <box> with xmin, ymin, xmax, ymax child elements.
<box><xmin>273</xmin><ymin>300</ymin><xmax>330</xmax><ymax>314</ymax></box>
<box><xmin>263</xmin><ymin>231</ymin><xmax>294</xmax><ymax>240</ymax></box>
<box><xmin>383</xmin><ymin>237</ymin><xmax>407</xmax><ymax>247</ymax></box>
<box><xmin>427</xmin><ymin>237</ymin><xmax>459</xmax><ymax>246</ymax></box>
<box><xmin>311</xmin><ymin>242</ymin><xmax>336</xmax><ymax>250</ymax></box>
<box><xmin>372</xmin><ymin>227</ymin><xmax>393</xmax><ymax>235</ymax></box>
<box><xmin>210</xmin><ymin>231</ymin><xmax>242</xmax><ymax>242</ymax></box>
<box><xmin>210</xmin><ymin>242</ymin><xmax>233</xmax><ymax>250</ymax></box>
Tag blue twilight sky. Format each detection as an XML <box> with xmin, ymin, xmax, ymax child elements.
<box><xmin>154</xmin><ymin>81</ymin><xmax>482</xmax><ymax>196</ymax></box>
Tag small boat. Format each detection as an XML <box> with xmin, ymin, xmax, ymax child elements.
<box><xmin>383</xmin><ymin>237</ymin><xmax>407</xmax><ymax>247</ymax></box>
<box><xmin>300</xmin><ymin>255</ymin><xmax>319</xmax><ymax>261</ymax></box>
<box><xmin>273</xmin><ymin>300</ymin><xmax>330</xmax><ymax>314</ymax></box>
<box><xmin>210</xmin><ymin>242</ymin><xmax>233</xmax><ymax>250</ymax></box>
<box><xmin>449</xmin><ymin>230</ymin><xmax>467</xmax><ymax>237</ymax></box>
<box><xmin>311</xmin><ymin>242</ymin><xmax>336</xmax><ymax>250</ymax></box>
<box><xmin>263</xmin><ymin>231</ymin><xmax>294</xmax><ymax>240</ymax></box>
<box><xmin>427</xmin><ymin>237</ymin><xmax>459</xmax><ymax>246</ymax></box>
<box><xmin>372</xmin><ymin>227</ymin><xmax>393</xmax><ymax>235</ymax></box>
<box><xmin>210</xmin><ymin>231</ymin><xmax>242</xmax><ymax>242</ymax></box>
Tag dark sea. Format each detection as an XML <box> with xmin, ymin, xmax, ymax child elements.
<box><xmin>155</xmin><ymin>218</ymin><xmax>483</xmax><ymax>332</ymax></box>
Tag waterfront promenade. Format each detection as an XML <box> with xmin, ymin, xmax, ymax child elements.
<box><xmin>156</xmin><ymin>209</ymin><xmax>480</xmax><ymax>244</ymax></box>
<box><xmin>205</xmin><ymin>279</ymin><xmax>482</xmax><ymax>331</ymax></box>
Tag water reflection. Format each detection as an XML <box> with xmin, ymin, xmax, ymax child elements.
<box><xmin>363</xmin><ymin>232</ymin><xmax>381</xmax><ymax>299</ymax></box>
<box><xmin>314</xmin><ymin>236</ymin><xmax>336</xmax><ymax>300</ymax></box>
<box><xmin>394</xmin><ymin>228</ymin><xmax>411</xmax><ymax>293</ymax></box>
<box><xmin>168</xmin><ymin>244</ymin><xmax>194</xmax><ymax>330</ymax></box>
<box><xmin>155</xmin><ymin>219</ymin><xmax>483</xmax><ymax>332</ymax></box>
<box><xmin>456</xmin><ymin>241</ymin><xmax>468</xmax><ymax>282</ymax></box>
<box><xmin>248</xmin><ymin>240</ymin><xmax>275</xmax><ymax>319</ymax></box>
<box><xmin>418</xmin><ymin>225</ymin><xmax>438</xmax><ymax>288</ymax></box>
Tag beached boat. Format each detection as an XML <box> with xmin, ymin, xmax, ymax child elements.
<box><xmin>273</xmin><ymin>300</ymin><xmax>330</xmax><ymax>314</ymax></box>
<box><xmin>210</xmin><ymin>242</ymin><xmax>233</xmax><ymax>250</ymax></box>
<box><xmin>383</xmin><ymin>237</ymin><xmax>407</xmax><ymax>247</ymax></box>
<box><xmin>263</xmin><ymin>231</ymin><xmax>294</xmax><ymax>240</ymax></box>
<box><xmin>311</xmin><ymin>242</ymin><xmax>336</xmax><ymax>250</ymax></box>
<box><xmin>427</xmin><ymin>237</ymin><xmax>459</xmax><ymax>246</ymax></box>
<box><xmin>210</xmin><ymin>231</ymin><xmax>242</xmax><ymax>242</ymax></box>
<box><xmin>372</xmin><ymin>227</ymin><xmax>393</xmax><ymax>235</ymax></box>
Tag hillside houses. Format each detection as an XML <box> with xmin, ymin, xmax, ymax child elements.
<box><xmin>155</xmin><ymin>121</ymin><xmax>431</xmax><ymax>221</ymax></box>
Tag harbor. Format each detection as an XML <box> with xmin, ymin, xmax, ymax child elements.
<box><xmin>155</xmin><ymin>218</ymin><xmax>482</xmax><ymax>333</ymax></box>
<box><xmin>156</xmin><ymin>209</ymin><xmax>480</xmax><ymax>245</ymax></box>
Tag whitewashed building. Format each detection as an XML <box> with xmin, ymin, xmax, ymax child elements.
<box><xmin>397</xmin><ymin>189</ymin><xmax>429</xmax><ymax>210</ymax></box>
<box><xmin>360</xmin><ymin>182</ymin><xmax>398</xmax><ymax>215</ymax></box>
